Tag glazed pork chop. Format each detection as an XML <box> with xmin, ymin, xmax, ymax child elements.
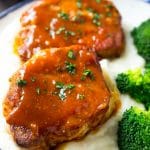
<box><xmin>14</xmin><ymin>0</ymin><xmax>125</xmax><ymax>61</ymax></box>
<box><xmin>3</xmin><ymin>46</ymin><xmax>118</xmax><ymax>149</ymax></box>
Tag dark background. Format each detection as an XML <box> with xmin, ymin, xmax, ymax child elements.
<box><xmin>0</xmin><ymin>0</ymin><xmax>25</xmax><ymax>12</ymax></box>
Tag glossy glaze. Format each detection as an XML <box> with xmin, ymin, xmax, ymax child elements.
<box><xmin>5</xmin><ymin>46</ymin><xmax>110</xmax><ymax>134</ymax></box>
<box><xmin>14</xmin><ymin>0</ymin><xmax>123</xmax><ymax>61</ymax></box>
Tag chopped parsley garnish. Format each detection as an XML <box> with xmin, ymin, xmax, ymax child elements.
<box><xmin>68</xmin><ymin>50</ymin><xmax>76</xmax><ymax>59</ymax></box>
<box><xmin>66</xmin><ymin>84</ymin><xmax>76</xmax><ymax>90</ymax></box>
<box><xmin>64</xmin><ymin>30</ymin><xmax>76</xmax><ymax>37</ymax></box>
<box><xmin>17</xmin><ymin>79</ymin><xmax>27</xmax><ymax>87</ymax></box>
<box><xmin>77</xmin><ymin>94</ymin><xmax>85</xmax><ymax>100</ymax></box>
<box><xmin>81</xmin><ymin>69</ymin><xmax>95</xmax><ymax>80</ymax></box>
<box><xmin>93</xmin><ymin>13</ymin><xmax>100</xmax><ymax>21</ymax></box>
<box><xmin>56</xmin><ymin>27</ymin><xmax>76</xmax><ymax>38</ymax></box>
<box><xmin>93</xmin><ymin>12</ymin><xmax>101</xmax><ymax>26</ymax></box>
<box><xmin>76</xmin><ymin>0</ymin><xmax>82</xmax><ymax>8</ymax></box>
<box><xmin>55</xmin><ymin>82</ymin><xmax>75</xmax><ymax>100</ymax></box>
<box><xmin>36</xmin><ymin>87</ymin><xmax>41</xmax><ymax>95</ymax></box>
<box><xmin>65</xmin><ymin>61</ymin><xmax>76</xmax><ymax>75</ymax></box>
<box><xmin>105</xmin><ymin>4</ymin><xmax>113</xmax><ymax>11</ymax></box>
<box><xmin>58</xmin><ymin>11</ymin><xmax>69</xmax><ymax>20</ymax></box>
<box><xmin>55</xmin><ymin>82</ymin><xmax>64</xmax><ymax>89</ymax></box>
<box><xmin>107</xmin><ymin>4</ymin><xmax>113</xmax><ymax>9</ymax></box>
<box><xmin>56</xmin><ymin>27</ymin><xmax>66</xmax><ymax>35</ymax></box>
<box><xmin>83</xmin><ymin>69</ymin><xmax>94</xmax><ymax>77</ymax></box>
<box><xmin>87</xmin><ymin>8</ymin><xmax>101</xmax><ymax>26</ymax></box>
<box><xmin>96</xmin><ymin>0</ymin><xmax>101</xmax><ymax>3</ymax></box>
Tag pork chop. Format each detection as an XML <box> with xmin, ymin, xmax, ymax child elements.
<box><xmin>3</xmin><ymin>46</ymin><xmax>119</xmax><ymax>149</ymax></box>
<box><xmin>14</xmin><ymin>0</ymin><xmax>125</xmax><ymax>61</ymax></box>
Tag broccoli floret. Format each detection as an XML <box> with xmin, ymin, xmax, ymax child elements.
<box><xmin>131</xmin><ymin>19</ymin><xmax>150</xmax><ymax>63</ymax></box>
<box><xmin>116</xmin><ymin>68</ymin><xmax>150</xmax><ymax>110</ymax></box>
<box><xmin>118</xmin><ymin>107</ymin><xmax>150</xmax><ymax>150</ymax></box>
<box><xmin>145</xmin><ymin>63</ymin><xmax>150</xmax><ymax>69</ymax></box>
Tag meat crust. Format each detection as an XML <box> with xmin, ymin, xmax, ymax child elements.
<box><xmin>3</xmin><ymin>46</ymin><xmax>119</xmax><ymax>148</ymax></box>
<box><xmin>14</xmin><ymin>0</ymin><xmax>125</xmax><ymax>61</ymax></box>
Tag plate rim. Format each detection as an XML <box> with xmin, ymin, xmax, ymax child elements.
<box><xmin>0</xmin><ymin>0</ymin><xmax>33</xmax><ymax>19</ymax></box>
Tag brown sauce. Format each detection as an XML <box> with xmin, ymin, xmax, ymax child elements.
<box><xmin>6</xmin><ymin>46</ymin><xmax>110</xmax><ymax>134</ymax></box>
<box><xmin>14</xmin><ymin>0</ymin><xmax>123</xmax><ymax>61</ymax></box>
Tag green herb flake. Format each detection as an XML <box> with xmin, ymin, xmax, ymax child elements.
<box><xmin>65</xmin><ymin>61</ymin><xmax>76</xmax><ymax>75</ymax></box>
<box><xmin>17</xmin><ymin>79</ymin><xmax>27</xmax><ymax>87</ymax></box>
<box><xmin>77</xmin><ymin>94</ymin><xmax>85</xmax><ymax>100</ymax></box>
<box><xmin>58</xmin><ymin>11</ymin><xmax>69</xmax><ymax>20</ymax></box>
<box><xmin>56</xmin><ymin>82</ymin><xmax>64</xmax><ymax>89</ymax></box>
<box><xmin>36</xmin><ymin>87</ymin><xmax>41</xmax><ymax>95</ymax></box>
<box><xmin>64</xmin><ymin>30</ymin><xmax>76</xmax><ymax>37</ymax></box>
<box><xmin>93</xmin><ymin>20</ymin><xmax>101</xmax><ymax>26</ymax></box>
<box><xmin>93</xmin><ymin>12</ymin><xmax>101</xmax><ymax>26</ymax></box>
<box><xmin>56</xmin><ymin>27</ymin><xmax>66</xmax><ymax>35</ymax></box>
<box><xmin>93</xmin><ymin>13</ymin><xmax>100</xmax><ymax>20</ymax></box>
<box><xmin>96</xmin><ymin>0</ymin><xmax>101</xmax><ymax>3</ymax></box>
<box><xmin>55</xmin><ymin>82</ymin><xmax>75</xmax><ymax>101</ymax></box>
<box><xmin>76</xmin><ymin>0</ymin><xmax>82</xmax><ymax>8</ymax></box>
<box><xmin>82</xmin><ymin>69</ymin><xmax>95</xmax><ymax>80</ymax></box>
<box><xmin>68</xmin><ymin>50</ymin><xmax>76</xmax><ymax>59</ymax></box>
<box><xmin>55</xmin><ymin>27</ymin><xmax>76</xmax><ymax>38</ymax></box>
<box><xmin>65</xmin><ymin>84</ymin><xmax>75</xmax><ymax>90</ymax></box>
<box><xmin>107</xmin><ymin>4</ymin><xmax>113</xmax><ymax>9</ymax></box>
<box><xmin>87</xmin><ymin>8</ymin><xmax>101</xmax><ymax>26</ymax></box>
<box><xmin>105</xmin><ymin>4</ymin><xmax>113</xmax><ymax>11</ymax></box>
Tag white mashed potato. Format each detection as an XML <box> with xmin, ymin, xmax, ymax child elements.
<box><xmin>0</xmin><ymin>0</ymin><xmax>149</xmax><ymax>150</ymax></box>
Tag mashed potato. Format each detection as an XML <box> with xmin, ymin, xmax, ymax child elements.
<box><xmin>0</xmin><ymin>0</ymin><xmax>149</xmax><ymax>149</ymax></box>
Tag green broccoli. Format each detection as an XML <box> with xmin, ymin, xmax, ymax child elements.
<box><xmin>116</xmin><ymin>68</ymin><xmax>150</xmax><ymax>110</ymax></box>
<box><xmin>145</xmin><ymin>62</ymin><xmax>150</xmax><ymax>69</ymax></box>
<box><xmin>131</xmin><ymin>19</ymin><xmax>150</xmax><ymax>63</ymax></box>
<box><xmin>118</xmin><ymin>107</ymin><xmax>150</xmax><ymax>150</ymax></box>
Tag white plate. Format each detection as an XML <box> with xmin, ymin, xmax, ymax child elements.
<box><xmin>0</xmin><ymin>0</ymin><xmax>149</xmax><ymax>150</ymax></box>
